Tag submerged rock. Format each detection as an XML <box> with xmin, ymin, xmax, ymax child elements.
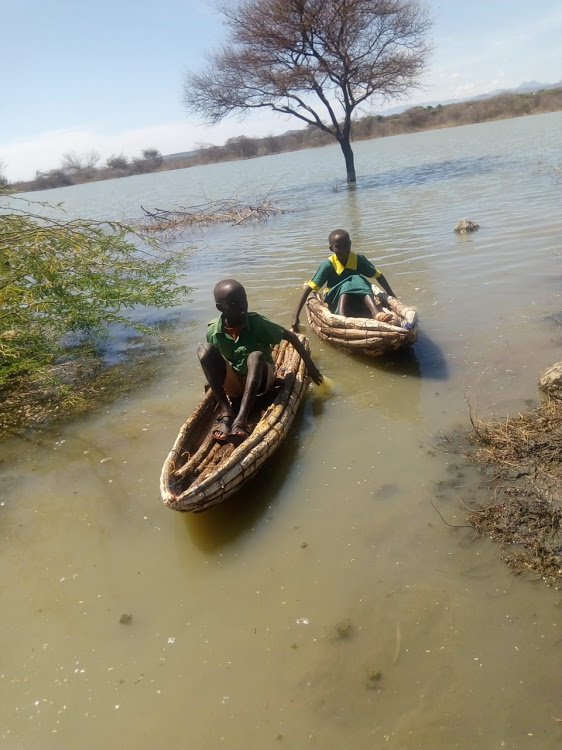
<box><xmin>539</xmin><ymin>362</ymin><xmax>562</xmax><ymax>400</ymax></box>
<box><xmin>454</xmin><ymin>219</ymin><xmax>480</xmax><ymax>233</ymax></box>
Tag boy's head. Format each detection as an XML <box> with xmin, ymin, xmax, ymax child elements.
<box><xmin>328</xmin><ymin>229</ymin><xmax>351</xmax><ymax>263</ymax></box>
<box><xmin>214</xmin><ymin>279</ymin><xmax>248</xmax><ymax>325</ymax></box>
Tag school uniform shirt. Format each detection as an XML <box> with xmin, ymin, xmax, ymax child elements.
<box><xmin>206</xmin><ymin>312</ymin><xmax>285</xmax><ymax>375</ymax></box>
<box><xmin>306</xmin><ymin>252</ymin><xmax>382</xmax><ymax>312</ymax></box>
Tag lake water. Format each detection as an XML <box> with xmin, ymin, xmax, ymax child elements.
<box><xmin>1</xmin><ymin>113</ymin><xmax>562</xmax><ymax>749</ymax></box>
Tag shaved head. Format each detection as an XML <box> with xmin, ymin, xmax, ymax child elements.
<box><xmin>213</xmin><ymin>278</ymin><xmax>245</xmax><ymax>301</ymax></box>
<box><xmin>213</xmin><ymin>278</ymin><xmax>248</xmax><ymax>325</ymax></box>
<box><xmin>328</xmin><ymin>229</ymin><xmax>350</xmax><ymax>247</ymax></box>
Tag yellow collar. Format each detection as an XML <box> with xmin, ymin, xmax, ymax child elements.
<box><xmin>329</xmin><ymin>251</ymin><xmax>358</xmax><ymax>275</ymax></box>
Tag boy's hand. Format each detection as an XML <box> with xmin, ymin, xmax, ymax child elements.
<box><xmin>308</xmin><ymin>363</ymin><xmax>323</xmax><ymax>385</ymax></box>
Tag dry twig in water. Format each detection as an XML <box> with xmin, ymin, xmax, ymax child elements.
<box><xmin>138</xmin><ymin>198</ymin><xmax>286</xmax><ymax>233</ymax></box>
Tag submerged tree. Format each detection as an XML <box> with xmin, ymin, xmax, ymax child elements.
<box><xmin>183</xmin><ymin>0</ymin><xmax>432</xmax><ymax>184</ymax></box>
<box><xmin>0</xmin><ymin>200</ymin><xmax>190</xmax><ymax>385</ymax></box>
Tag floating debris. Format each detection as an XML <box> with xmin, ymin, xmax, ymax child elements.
<box><xmin>335</xmin><ymin>620</ymin><xmax>354</xmax><ymax>639</ymax></box>
<box><xmin>139</xmin><ymin>198</ymin><xmax>286</xmax><ymax>233</ymax></box>
<box><xmin>367</xmin><ymin>669</ymin><xmax>382</xmax><ymax>689</ymax></box>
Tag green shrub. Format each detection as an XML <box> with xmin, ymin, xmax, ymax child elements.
<box><xmin>0</xmin><ymin>199</ymin><xmax>190</xmax><ymax>385</ymax></box>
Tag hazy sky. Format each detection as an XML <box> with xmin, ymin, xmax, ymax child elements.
<box><xmin>1</xmin><ymin>0</ymin><xmax>561</xmax><ymax>181</ymax></box>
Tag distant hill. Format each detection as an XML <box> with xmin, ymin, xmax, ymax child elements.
<box><xmin>472</xmin><ymin>80</ymin><xmax>562</xmax><ymax>100</ymax></box>
<box><xmin>380</xmin><ymin>80</ymin><xmax>562</xmax><ymax>116</ymax></box>
<box><xmin>162</xmin><ymin>150</ymin><xmax>200</xmax><ymax>162</ymax></box>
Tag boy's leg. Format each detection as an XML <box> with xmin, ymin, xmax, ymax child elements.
<box><xmin>231</xmin><ymin>351</ymin><xmax>268</xmax><ymax>436</ymax></box>
<box><xmin>260</xmin><ymin>362</ymin><xmax>277</xmax><ymax>393</ymax></box>
<box><xmin>364</xmin><ymin>293</ymin><xmax>381</xmax><ymax>318</ymax></box>
<box><xmin>198</xmin><ymin>343</ymin><xmax>236</xmax><ymax>438</ymax></box>
<box><xmin>364</xmin><ymin>293</ymin><xmax>395</xmax><ymax>323</ymax></box>
<box><xmin>337</xmin><ymin>293</ymin><xmax>352</xmax><ymax>316</ymax></box>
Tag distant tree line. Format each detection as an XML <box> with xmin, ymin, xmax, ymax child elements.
<box><xmin>8</xmin><ymin>148</ymin><xmax>164</xmax><ymax>192</ymax></box>
<box><xmin>5</xmin><ymin>87</ymin><xmax>562</xmax><ymax>193</ymax></box>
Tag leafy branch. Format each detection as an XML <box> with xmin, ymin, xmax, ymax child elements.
<box><xmin>0</xmin><ymin>200</ymin><xmax>191</xmax><ymax>385</ymax></box>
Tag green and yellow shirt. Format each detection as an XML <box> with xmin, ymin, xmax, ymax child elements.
<box><xmin>307</xmin><ymin>252</ymin><xmax>381</xmax><ymax>293</ymax></box>
<box><xmin>206</xmin><ymin>312</ymin><xmax>285</xmax><ymax>375</ymax></box>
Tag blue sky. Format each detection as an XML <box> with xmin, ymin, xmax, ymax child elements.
<box><xmin>1</xmin><ymin>0</ymin><xmax>561</xmax><ymax>181</ymax></box>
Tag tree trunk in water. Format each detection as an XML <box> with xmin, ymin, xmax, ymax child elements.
<box><xmin>339</xmin><ymin>136</ymin><xmax>356</xmax><ymax>184</ymax></box>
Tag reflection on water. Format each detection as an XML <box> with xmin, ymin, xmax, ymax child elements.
<box><xmin>360</xmin><ymin>153</ymin><xmax>509</xmax><ymax>192</ymax></box>
<box><xmin>342</xmin><ymin>333</ymin><xmax>449</xmax><ymax>383</ymax></box>
<box><xmin>411</xmin><ymin>331</ymin><xmax>449</xmax><ymax>380</ymax></box>
<box><xmin>2</xmin><ymin>113</ymin><xmax>562</xmax><ymax>750</ymax></box>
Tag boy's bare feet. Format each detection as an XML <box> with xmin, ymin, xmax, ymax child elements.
<box><xmin>212</xmin><ymin>411</ymin><xmax>235</xmax><ymax>441</ymax></box>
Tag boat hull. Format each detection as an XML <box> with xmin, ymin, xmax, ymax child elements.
<box><xmin>160</xmin><ymin>336</ymin><xmax>310</xmax><ymax>512</ymax></box>
<box><xmin>305</xmin><ymin>286</ymin><xmax>418</xmax><ymax>357</ymax></box>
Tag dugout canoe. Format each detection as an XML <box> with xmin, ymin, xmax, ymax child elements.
<box><xmin>160</xmin><ymin>335</ymin><xmax>310</xmax><ymax>512</ymax></box>
<box><xmin>305</xmin><ymin>286</ymin><xmax>418</xmax><ymax>357</ymax></box>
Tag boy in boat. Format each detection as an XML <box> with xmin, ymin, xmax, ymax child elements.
<box><xmin>291</xmin><ymin>229</ymin><xmax>398</xmax><ymax>330</ymax></box>
<box><xmin>199</xmin><ymin>279</ymin><xmax>322</xmax><ymax>441</ymax></box>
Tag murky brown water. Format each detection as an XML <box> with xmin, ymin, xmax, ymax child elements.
<box><xmin>2</xmin><ymin>113</ymin><xmax>562</xmax><ymax>749</ymax></box>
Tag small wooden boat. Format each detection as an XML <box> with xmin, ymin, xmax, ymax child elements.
<box><xmin>160</xmin><ymin>335</ymin><xmax>310</xmax><ymax>512</ymax></box>
<box><xmin>305</xmin><ymin>285</ymin><xmax>418</xmax><ymax>357</ymax></box>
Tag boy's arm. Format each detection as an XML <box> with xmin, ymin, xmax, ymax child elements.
<box><xmin>291</xmin><ymin>285</ymin><xmax>312</xmax><ymax>332</ymax></box>
<box><xmin>376</xmin><ymin>272</ymin><xmax>396</xmax><ymax>298</ymax></box>
<box><xmin>282</xmin><ymin>329</ymin><xmax>323</xmax><ymax>385</ymax></box>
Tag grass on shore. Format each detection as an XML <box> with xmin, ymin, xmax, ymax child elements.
<box><xmin>465</xmin><ymin>398</ymin><xmax>562</xmax><ymax>586</ymax></box>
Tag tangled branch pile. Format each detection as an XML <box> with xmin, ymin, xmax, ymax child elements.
<box><xmin>466</xmin><ymin>398</ymin><xmax>562</xmax><ymax>585</ymax></box>
<box><xmin>139</xmin><ymin>198</ymin><xmax>286</xmax><ymax>233</ymax></box>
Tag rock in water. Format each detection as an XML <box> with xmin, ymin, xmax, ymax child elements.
<box><xmin>454</xmin><ymin>219</ymin><xmax>480</xmax><ymax>233</ymax></box>
<box><xmin>538</xmin><ymin>362</ymin><xmax>562</xmax><ymax>400</ymax></box>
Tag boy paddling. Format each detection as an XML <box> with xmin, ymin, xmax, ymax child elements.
<box><xmin>199</xmin><ymin>279</ymin><xmax>322</xmax><ymax>441</ymax></box>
